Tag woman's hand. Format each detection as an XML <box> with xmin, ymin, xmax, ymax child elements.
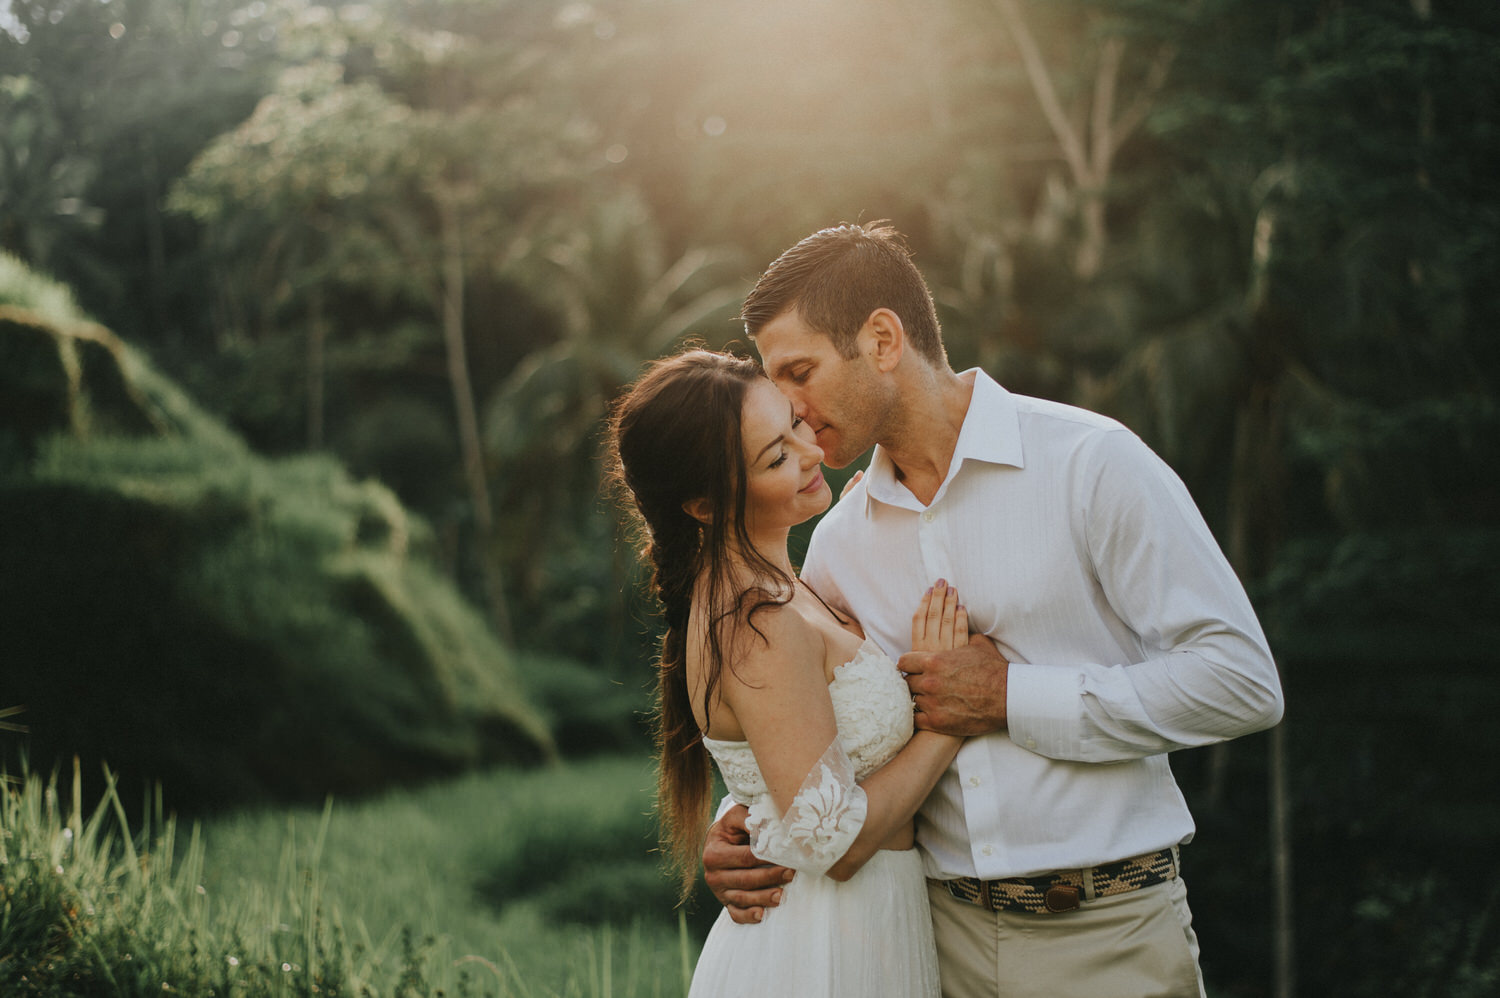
<box><xmin>911</xmin><ymin>579</ymin><xmax>967</xmax><ymax>653</ymax></box>
<box><xmin>903</xmin><ymin>581</ymin><xmax>1009</xmax><ymax>735</ymax></box>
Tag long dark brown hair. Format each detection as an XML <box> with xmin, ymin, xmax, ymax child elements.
<box><xmin>606</xmin><ymin>348</ymin><xmax>797</xmax><ymax>899</ymax></box>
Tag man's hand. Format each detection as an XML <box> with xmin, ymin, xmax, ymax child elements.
<box><xmin>899</xmin><ymin>632</ymin><xmax>1010</xmax><ymax>736</ymax></box>
<box><xmin>703</xmin><ymin>804</ymin><xmax>794</xmax><ymax>924</ymax></box>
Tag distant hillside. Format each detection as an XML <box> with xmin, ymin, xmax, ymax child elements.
<box><xmin>0</xmin><ymin>255</ymin><xmax>554</xmax><ymax>811</ymax></box>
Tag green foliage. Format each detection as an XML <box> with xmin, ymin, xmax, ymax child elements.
<box><xmin>481</xmin><ymin>191</ymin><xmax>748</xmax><ymax>661</ymax></box>
<box><xmin>1</xmin><ymin>430</ymin><xmax>554</xmax><ymax>809</ymax></box>
<box><xmin>0</xmin><ymin>250</ymin><xmax>90</xmax><ymax>327</ymax></box>
<box><xmin>0</xmin><ymin>73</ymin><xmax>101</xmax><ymax>273</ymax></box>
<box><xmin>519</xmin><ymin>654</ymin><xmax>652</xmax><ymax>757</ymax></box>
<box><xmin>0</xmin><ymin>765</ymin><xmax>357</xmax><ymax>997</ymax></box>
<box><xmin>0</xmin><ymin>760</ymin><xmax>699</xmax><ymax>997</ymax></box>
<box><xmin>196</xmin><ymin>756</ymin><xmax>701</xmax><ymax>995</ymax></box>
<box><xmin>0</xmin><ymin>293</ymin><xmax>553</xmax><ymax>812</ymax></box>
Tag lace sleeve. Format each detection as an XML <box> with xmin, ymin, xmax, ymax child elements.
<box><xmin>743</xmin><ymin>737</ymin><xmax>869</xmax><ymax>876</ymax></box>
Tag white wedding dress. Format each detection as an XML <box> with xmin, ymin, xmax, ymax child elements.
<box><xmin>690</xmin><ymin>637</ymin><xmax>942</xmax><ymax>998</ymax></box>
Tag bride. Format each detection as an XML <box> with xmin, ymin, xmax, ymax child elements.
<box><xmin>608</xmin><ymin>348</ymin><xmax>967</xmax><ymax>997</ymax></box>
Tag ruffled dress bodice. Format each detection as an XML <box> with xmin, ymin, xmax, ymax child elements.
<box><xmin>702</xmin><ymin>637</ymin><xmax>913</xmax><ymax>807</ymax></box>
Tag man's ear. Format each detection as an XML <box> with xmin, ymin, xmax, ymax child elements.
<box><xmin>861</xmin><ymin>308</ymin><xmax>905</xmax><ymax>373</ymax></box>
<box><xmin>682</xmin><ymin>497</ymin><xmax>713</xmax><ymax>524</ymax></box>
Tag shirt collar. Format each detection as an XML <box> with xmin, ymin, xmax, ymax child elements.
<box><xmin>861</xmin><ymin>368</ymin><xmax>1023</xmax><ymax>514</ymax></box>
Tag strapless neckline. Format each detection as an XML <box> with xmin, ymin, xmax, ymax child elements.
<box><xmin>700</xmin><ymin>637</ymin><xmax>913</xmax><ymax>798</ymax></box>
<box><xmin>701</xmin><ymin>635</ymin><xmax>879</xmax><ymax>750</ymax></box>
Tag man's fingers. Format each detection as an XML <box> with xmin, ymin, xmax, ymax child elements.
<box><xmin>707</xmin><ymin>860</ymin><xmax>792</xmax><ymax>924</ymax></box>
<box><xmin>706</xmin><ymin>857</ymin><xmax>791</xmax><ymax>892</ymax></box>
<box><xmin>897</xmin><ymin>649</ymin><xmax>930</xmax><ymax>677</ymax></box>
<box><xmin>719</xmin><ymin>886</ymin><xmax>787</xmax><ymax>924</ymax></box>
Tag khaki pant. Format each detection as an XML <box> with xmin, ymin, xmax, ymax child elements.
<box><xmin>926</xmin><ymin>874</ymin><xmax>1206</xmax><ymax>998</ymax></box>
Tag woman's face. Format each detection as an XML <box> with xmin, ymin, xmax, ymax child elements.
<box><xmin>739</xmin><ymin>378</ymin><xmax>831</xmax><ymax>536</ymax></box>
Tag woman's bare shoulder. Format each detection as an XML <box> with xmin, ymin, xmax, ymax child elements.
<box><xmin>720</xmin><ymin>600</ymin><xmax>827</xmax><ymax>688</ymax></box>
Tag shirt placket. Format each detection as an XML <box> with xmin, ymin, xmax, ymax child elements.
<box><xmin>917</xmin><ymin>497</ymin><xmax>1008</xmax><ymax>877</ymax></box>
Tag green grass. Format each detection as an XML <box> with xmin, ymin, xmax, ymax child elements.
<box><xmin>2</xmin><ymin>756</ymin><xmax>706</xmax><ymax>997</ymax></box>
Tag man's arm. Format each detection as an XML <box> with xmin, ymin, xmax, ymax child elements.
<box><xmin>904</xmin><ymin>428</ymin><xmax>1282</xmax><ymax>759</ymax></box>
<box><xmin>703</xmin><ymin>804</ymin><xmax>793</xmax><ymax>924</ymax></box>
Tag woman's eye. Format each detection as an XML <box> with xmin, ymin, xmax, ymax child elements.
<box><xmin>769</xmin><ymin>452</ymin><xmax>788</xmax><ymax>469</ymax></box>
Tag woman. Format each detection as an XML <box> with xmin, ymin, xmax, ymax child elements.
<box><xmin>608</xmin><ymin>349</ymin><xmax>967</xmax><ymax>997</ymax></box>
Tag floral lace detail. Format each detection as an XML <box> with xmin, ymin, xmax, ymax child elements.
<box><xmin>702</xmin><ymin>638</ymin><xmax>915</xmax><ymax>875</ymax></box>
<box><xmin>744</xmin><ymin>738</ymin><xmax>867</xmax><ymax>876</ymax></box>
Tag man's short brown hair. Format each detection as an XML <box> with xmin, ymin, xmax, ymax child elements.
<box><xmin>741</xmin><ymin>221</ymin><xmax>947</xmax><ymax>367</ymax></box>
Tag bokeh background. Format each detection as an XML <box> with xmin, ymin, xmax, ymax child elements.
<box><xmin>2</xmin><ymin>1</ymin><xmax>1497</xmax><ymax>995</ymax></box>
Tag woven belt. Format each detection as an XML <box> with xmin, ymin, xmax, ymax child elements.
<box><xmin>939</xmin><ymin>848</ymin><xmax>1177</xmax><ymax>915</ymax></box>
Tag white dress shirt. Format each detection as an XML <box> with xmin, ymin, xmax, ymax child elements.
<box><xmin>801</xmin><ymin>369</ymin><xmax>1283</xmax><ymax>881</ymax></box>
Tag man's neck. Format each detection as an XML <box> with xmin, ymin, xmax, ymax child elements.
<box><xmin>883</xmin><ymin>368</ymin><xmax>976</xmax><ymax>507</ymax></box>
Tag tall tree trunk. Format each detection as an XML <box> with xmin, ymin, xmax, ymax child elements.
<box><xmin>993</xmin><ymin>1</ymin><xmax>1174</xmax><ymax>280</ymax></box>
<box><xmin>307</xmin><ymin>283</ymin><xmax>325</xmax><ymax>450</ymax></box>
<box><xmin>1269</xmin><ymin>720</ymin><xmax>1295</xmax><ymax>998</ymax></box>
<box><xmin>1228</xmin><ymin>380</ymin><xmax>1295</xmax><ymax>998</ymax></box>
<box><xmin>437</xmin><ymin>196</ymin><xmax>513</xmax><ymax>644</ymax></box>
<box><xmin>140</xmin><ymin>139</ymin><xmax>169</xmax><ymax>338</ymax></box>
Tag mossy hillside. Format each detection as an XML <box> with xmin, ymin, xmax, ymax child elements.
<box><xmin>0</xmin><ymin>257</ymin><xmax>553</xmax><ymax>810</ymax></box>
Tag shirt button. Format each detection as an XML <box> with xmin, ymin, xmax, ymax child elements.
<box><xmin>967</xmin><ymin>776</ymin><xmax>981</xmax><ymax>788</ymax></box>
<box><xmin>922</xmin><ymin>509</ymin><xmax>934</xmax><ymax>523</ymax></box>
<box><xmin>981</xmin><ymin>845</ymin><xmax>994</xmax><ymax>857</ymax></box>
<box><xmin>1024</xmin><ymin>737</ymin><xmax>1037</xmax><ymax>749</ymax></box>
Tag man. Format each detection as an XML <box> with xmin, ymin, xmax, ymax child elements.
<box><xmin>703</xmin><ymin>221</ymin><xmax>1284</xmax><ymax>997</ymax></box>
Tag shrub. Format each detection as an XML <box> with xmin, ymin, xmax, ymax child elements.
<box><xmin>0</xmin><ymin>259</ymin><xmax>553</xmax><ymax>813</ymax></box>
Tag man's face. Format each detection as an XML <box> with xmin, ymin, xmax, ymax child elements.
<box><xmin>753</xmin><ymin>309</ymin><xmax>887</xmax><ymax>469</ymax></box>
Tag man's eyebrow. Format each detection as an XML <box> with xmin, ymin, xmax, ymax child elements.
<box><xmin>769</xmin><ymin>357</ymin><xmax>809</xmax><ymax>380</ymax></box>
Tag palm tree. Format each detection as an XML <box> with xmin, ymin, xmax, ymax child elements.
<box><xmin>483</xmin><ymin>191</ymin><xmax>748</xmax><ymax>661</ymax></box>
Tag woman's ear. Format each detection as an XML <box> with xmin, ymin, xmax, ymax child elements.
<box><xmin>682</xmin><ymin>497</ymin><xmax>713</xmax><ymax>524</ymax></box>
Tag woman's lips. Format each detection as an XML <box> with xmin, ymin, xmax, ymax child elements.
<box><xmin>800</xmin><ymin>471</ymin><xmax>826</xmax><ymax>494</ymax></box>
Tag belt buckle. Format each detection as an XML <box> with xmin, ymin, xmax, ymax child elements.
<box><xmin>1043</xmin><ymin>884</ymin><xmax>1081</xmax><ymax>913</ymax></box>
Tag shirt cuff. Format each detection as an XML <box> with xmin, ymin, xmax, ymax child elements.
<box><xmin>1006</xmin><ymin>662</ymin><xmax>1084</xmax><ymax>758</ymax></box>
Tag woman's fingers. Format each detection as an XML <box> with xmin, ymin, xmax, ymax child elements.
<box><xmin>912</xmin><ymin>580</ymin><xmax>959</xmax><ymax>651</ymax></box>
<box><xmin>940</xmin><ymin>585</ymin><xmax>961</xmax><ymax>650</ymax></box>
<box><xmin>925</xmin><ymin>581</ymin><xmax>947</xmax><ymax>646</ymax></box>
<box><xmin>911</xmin><ymin>587</ymin><xmax>932</xmax><ymax>650</ymax></box>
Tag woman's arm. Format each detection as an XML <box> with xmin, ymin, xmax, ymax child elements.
<box><xmin>724</xmin><ymin>582</ymin><xmax>968</xmax><ymax>882</ymax></box>
<box><xmin>824</xmin><ymin>582</ymin><xmax>965</xmax><ymax>881</ymax></box>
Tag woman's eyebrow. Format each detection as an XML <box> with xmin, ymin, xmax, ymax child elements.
<box><xmin>753</xmin><ymin>434</ymin><xmax>785</xmax><ymax>465</ymax></box>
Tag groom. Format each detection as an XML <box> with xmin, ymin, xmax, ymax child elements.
<box><xmin>703</xmin><ymin>221</ymin><xmax>1284</xmax><ymax>997</ymax></box>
